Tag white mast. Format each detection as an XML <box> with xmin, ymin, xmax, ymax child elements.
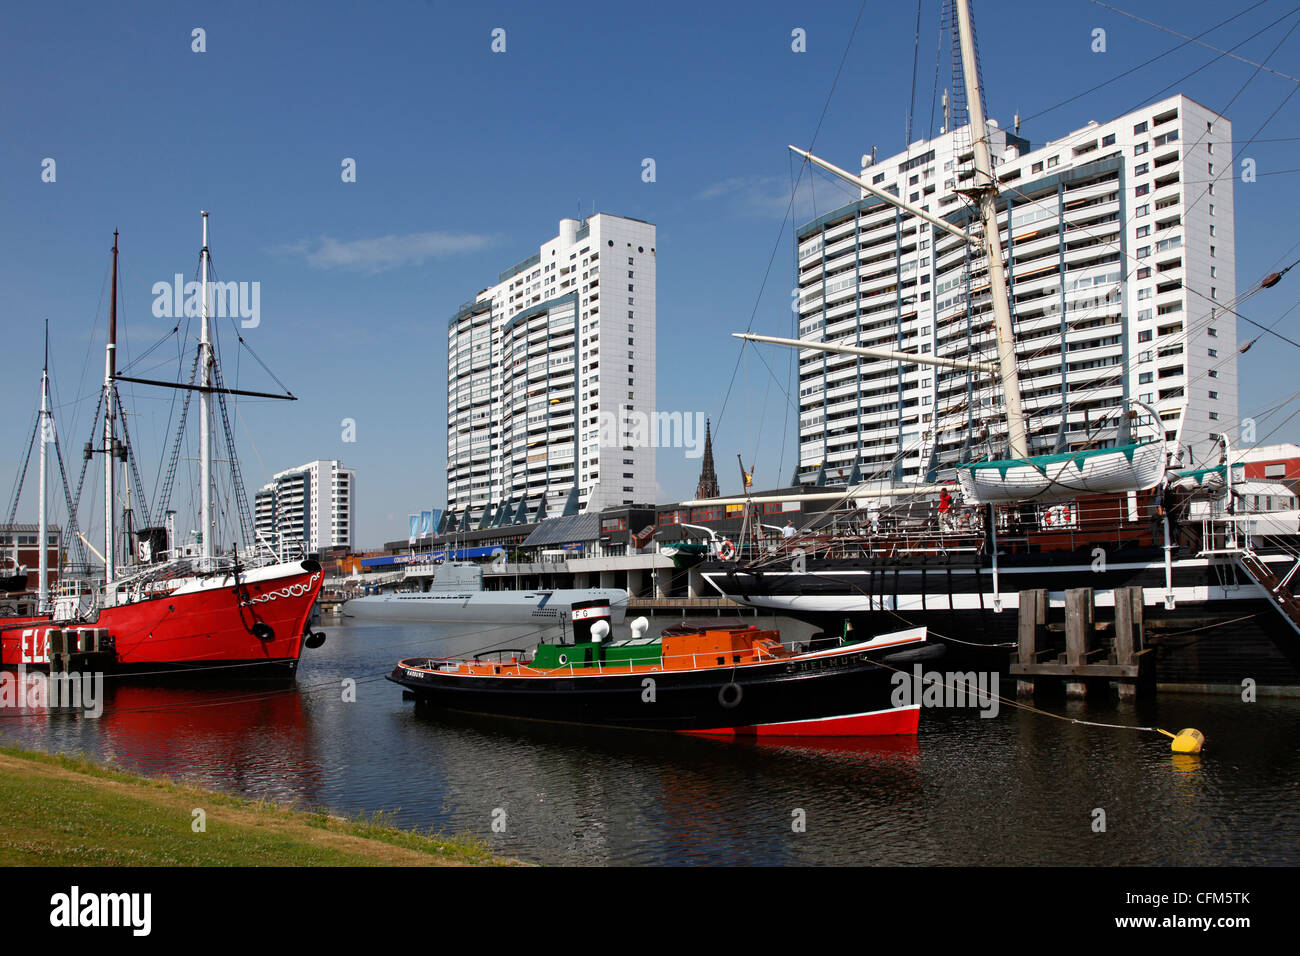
<box><xmin>38</xmin><ymin>322</ymin><xmax>51</xmax><ymax>613</ymax></box>
<box><xmin>953</xmin><ymin>0</ymin><xmax>1028</xmax><ymax>460</ymax></box>
<box><xmin>199</xmin><ymin>211</ymin><xmax>213</xmax><ymax>569</ymax></box>
<box><xmin>773</xmin><ymin>0</ymin><xmax>1031</xmax><ymax>461</ymax></box>
<box><xmin>103</xmin><ymin>230</ymin><xmax>119</xmax><ymax>584</ymax></box>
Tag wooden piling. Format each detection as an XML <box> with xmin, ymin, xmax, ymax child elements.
<box><xmin>1064</xmin><ymin>588</ymin><xmax>1092</xmax><ymax>698</ymax></box>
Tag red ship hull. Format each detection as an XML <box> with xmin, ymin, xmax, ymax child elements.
<box><xmin>0</xmin><ymin>560</ymin><xmax>323</xmax><ymax>681</ymax></box>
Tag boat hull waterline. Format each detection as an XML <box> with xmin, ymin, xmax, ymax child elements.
<box><xmin>388</xmin><ymin>627</ymin><xmax>939</xmax><ymax>736</ymax></box>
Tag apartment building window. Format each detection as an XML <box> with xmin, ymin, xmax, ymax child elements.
<box><xmin>1135</xmin><ymin>204</ymin><xmax>1149</xmax><ymax>217</ymax></box>
<box><xmin>1135</xmin><ymin>184</ymin><xmax>1150</xmax><ymax>197</ymax></box>
<box><xmin>1047</xmin><ymin>156</ymin><xmax>1059</xmax><ymax>168</ymax></box>
<box><xmin>1137</xmin><ymin>246</ymin><xmax>1150</xmax><ymax>258</ymax></box>
<box><xmin>1031</xmin><ymin>161</ymin><xmax>1043</xmax><ymax>173</ymax></box>
<box><xmin>1136</xmin><ymin>225</ymin><xmax>1150</xmax><ymax>238</ymax></box>
<box><xmin>1137</xmin><ymin>267</ymin><xmax>1151</xmax><ymax>279</ymax></box>
<box><xmin>1208</xmin><ymin>347</ymin><xmax>1218</xmax><ymax>356</ymax></box>
<box><xmin>1102</xmin><ymin>133</ymin><xmax>1116</xmax><ymax>146</ymax></box>
<box><xmin>1134</xmin><ymin>121</ymin><xmax>1148</xmax><ymax>134</ymax></box>
<box><xmin>1139</xmin><ymin>372</ymin><xmax>1154</xmax><ymax>384</ymax></box>
<box><xmin>1138</xmin><ymin>329</ymin><xmax>1153</xmax><ymax>342</ymax></box>
<box><xmin>1135</xmin><ymin>163</ymin><xmax>1149</xmax><ymax>175</ymax></box>
<box><xmin>1209</xmin><ymin>390</ymin><xmax>1218</xmax><ymax>399</ymax></box>
<box><xmin>1135</xmin><ymin>142</ymin><xmax>1148</xmax><ymax>155</ymax></box>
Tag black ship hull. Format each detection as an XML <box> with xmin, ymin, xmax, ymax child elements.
<box><xmin>389</xmin><ymin>631</ymin><xmax>942</xmax><ymax>736</ymax></box>
<box><xmin>700</xmin><ymin>546</ymin><xmax>1300</xmax><ymax>687</ymax></box>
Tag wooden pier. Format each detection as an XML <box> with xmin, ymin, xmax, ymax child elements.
<box><xmin>47</xmin><ymin>628</ymin><xmax>116</xmax><ymax>675</ymax></box>
<box><xmin>1012</xmin><ymin>587</ymin><xmax>1153</xmax><ymax>698</ymax></box>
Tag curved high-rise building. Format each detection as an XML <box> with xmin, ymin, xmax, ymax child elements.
<box><xmin>447</xmin><ymin>214</ymin><xmax>657</xmax><ymax>522</ymax></box>
<box><xmin>794</xmin><ymin>94</ymin><xmax>1235</xmax><ymax>484</ymax></box>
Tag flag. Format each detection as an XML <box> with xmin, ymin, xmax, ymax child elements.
<box><xmin>743</xmin><ymin>469</ymin><xmax>753</xmax><ymax>487</ymax></box>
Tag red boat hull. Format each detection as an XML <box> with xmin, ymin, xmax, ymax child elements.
<box><xmin>680</xmin><ymin>705</ymin><xmax>921</xmax><ymax>737</ymax></box>
<box><xmin>0</xmin><ymin>562</ymin><xmax>322</xmax><ymax>680</ymax></box>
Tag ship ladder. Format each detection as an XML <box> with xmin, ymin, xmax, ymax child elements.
<box><xmin>1235</xmin><ymin>549</ymin><xmax>1300</xmax><ymax>646</ymax></box>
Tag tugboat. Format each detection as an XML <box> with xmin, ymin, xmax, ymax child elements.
<box><xmin>389</xmin><ymin>602</ymin><xmax>940</xmax><ymax>736</ymax></box>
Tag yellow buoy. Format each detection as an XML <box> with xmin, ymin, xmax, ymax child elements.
<box><xmin>1169</xmin><ymin>728</ymin><xmax>1205</xmax><ymax>754</ymax></box>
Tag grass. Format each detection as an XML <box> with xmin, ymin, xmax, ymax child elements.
<box><xmin>0</xmin><ymin>743</ymin><xmax>516</xmax><ymax>866</ymax></box>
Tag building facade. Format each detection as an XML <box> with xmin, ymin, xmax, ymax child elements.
<box><xmin>794</xmin><ymin>94</ymin><xmax>1236</xmax><ymax>484</ymax></box>
<box><xmin>447</xmin><ymin>214</ymin><xmax>657</xmax><ymax>522</ymax></box>
<box><xmin>254</xmin><ymin>460</ymin><xmax>354</xmax><ymax>555</ymax></box>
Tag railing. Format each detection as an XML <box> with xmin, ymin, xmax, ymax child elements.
<box><xmin>405</xmin><ymin>635</ymin><xmax>819</xmax><ymax>678</ymax></box>
<box><xmin>732</xmin><ymin>494</ymin><xmax>1165</xmax><ymax>567</ymax></box>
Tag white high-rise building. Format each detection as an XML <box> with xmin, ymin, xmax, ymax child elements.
<box><xmin>794</xmin><ymin>94</ymin><xmax>1235</xmax><ymax>483</ymax></box>
<box><xmin>447</xmin><ymin>214</ymin><xmax>657</xmax><ymax>522</ymax></box>
<box><xmin>254</xmin><ymin>460</ymin><xmax>354</xmax><ymax>554</ymax></box>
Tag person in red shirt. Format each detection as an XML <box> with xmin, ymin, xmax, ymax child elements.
<box><xmin>938</xmin><ymin>489</ymin><xmax>953</xmax><ymax>530</ymax></box>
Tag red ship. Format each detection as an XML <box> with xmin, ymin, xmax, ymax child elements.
<box><xmin>0</xmin><ymin>558</ymin><xmax>323</xmax><ymax>679</ymax></box>
<box><xmin>1</xmin><ymin>217</ymin><xmax>324</xmax><ymax>681</ymax></box>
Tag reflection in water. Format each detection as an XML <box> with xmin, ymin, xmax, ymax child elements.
<box><xmin>1</xmin><ymin>616</ymin><xmax>1297</xmax><ymax>865</ymax></box>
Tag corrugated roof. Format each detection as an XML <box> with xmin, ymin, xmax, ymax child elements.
<box><xmin>522</xmin><ymin>513</ymin><xmax>602</xmax><ymax>547</ymax></box>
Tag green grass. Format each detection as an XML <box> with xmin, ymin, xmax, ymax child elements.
<box><xmin>0</xmin><ymin>744</ymin><xmax>511</xmax><ymax>867</ymax></box>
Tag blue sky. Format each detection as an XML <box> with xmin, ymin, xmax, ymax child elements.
<box><xmin>2</xmin><ymin>0</ymin><xmax>1298</xmax><ymax>549</ymax></box>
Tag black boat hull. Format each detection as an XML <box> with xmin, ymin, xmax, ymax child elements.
<box><xmin>389</xmin><ymin>634</ymin><xmax>943</xmax><ymax>736</ymax></box>
<box><xmin>700</xmin><ymin>548</ymin><xmax>1300</xmax><ymax>685</ymax></box>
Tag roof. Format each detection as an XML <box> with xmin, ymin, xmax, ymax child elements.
<box><xmin>522</xmin><ymin>513</ymin><xmax>602</xmax><ymax>547</ymax></box>
<box><xmin>1234</xmin><ymin>481</ymin><xmax>1295</xmax><ymax>497</ymax></box>
<box><xmin>1236</xmin><ymin>444</ymin><xmax>1300</xmax><ymax>463</ymax></box>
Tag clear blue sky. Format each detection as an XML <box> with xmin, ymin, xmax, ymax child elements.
<box><xmin>3</xmin><ymin>0</ymin><xmax>1298</xmax><ymax>548</ymax></box>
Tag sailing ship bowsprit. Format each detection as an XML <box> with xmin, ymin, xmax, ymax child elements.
<box><xmin>697</xmin><ymin>0</ymin><xmax>1300</xmax><ymax>689</ymax></box>
<box><xmin>1</xmin><ymin>216</ymin><xmax>324</xmax><ymax>680</ymax></box>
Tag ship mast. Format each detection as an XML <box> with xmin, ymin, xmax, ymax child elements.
<box><xmin>753</xmin><ymin>0</ymin><xmax>1032</xmax><ymax>460</ymax></box>
<box><xmin>38</xmin><ymin>322</ymin><xmax>51</xmax><ymax>613</ymax></box>
<box><xmin>103</xmin><ymin>230</ymin><xmax>119</xmax><ymax>584</ymax></box>
<box><xmin>953</xmin><ymin>0</ymin><xmax>1028</xmax><ymax>459</ymax></box>
<box><xmin>199</xmin><ymin>211</ymin><xmax>213</xmax><ymax>570</ymax></box>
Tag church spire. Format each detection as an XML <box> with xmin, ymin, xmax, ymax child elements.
<box><xmin>696</xmin><ymin>417</ymin><xmax>720</xmax><ymax>499</ymax></box>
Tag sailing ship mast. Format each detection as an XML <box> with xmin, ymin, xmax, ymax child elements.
<box><xmin>199</xmin><ymin>210</ymin><xmax>213</xmax><ymax>569</ymax></box>
<box><xmin>952</xmin><ymin>0</ymin><xmax>1028</xmax><ymax>460</ymax></box>
<box><xmin>739</xmin><ymin>0</ymin><xmax>1031</xmax><ymax>459</ymax></box>
<box><xmin>38</xmin><ymin>323</ymin><xmax>51</xmax><ymax>613</ymax></box>
<box><xmin>103</xmin><ymin>230</ymin><xmax>119</xmax><ymax>584</ymax></box>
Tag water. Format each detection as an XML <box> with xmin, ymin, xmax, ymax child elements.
<box><xmin>2</xmin><ymin>616</ymin><xmax>1297</xmax><ymax>865</ymax></box>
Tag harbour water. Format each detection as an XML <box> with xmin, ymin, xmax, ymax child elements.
<box><xmin>2</xmin><ymin>616</ymin><xmax>1297</xmax><ymax>866</ymax></box>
